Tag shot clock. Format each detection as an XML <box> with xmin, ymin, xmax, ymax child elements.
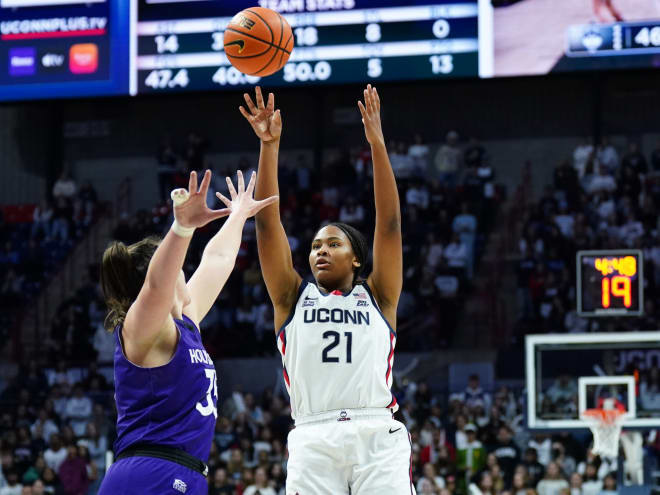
<box><xmin>577</xmin><ymin>250</ymin><xmax>644</xmax><ymax>317</ymax></box>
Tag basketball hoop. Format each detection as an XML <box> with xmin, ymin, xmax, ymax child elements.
<box><xmin>582</xmin><ymin>408</ymin><xmax>626</xmax><ymax>458</ymax></box>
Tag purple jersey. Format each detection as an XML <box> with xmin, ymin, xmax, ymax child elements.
<box><xmin>113</xmin><ymin>315</ymin><xmax>217</xmax><ymax>462</ymax></box>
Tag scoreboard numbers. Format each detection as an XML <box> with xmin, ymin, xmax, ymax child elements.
<box><xmin>577</xmin><ymin>250</ymin><xmax>644</xmax><ymax>317</ymax></box>
<box><xmin>135</xmin><ymin>1</ymin><xmax>479</xmax><ymax>94</ymax></box>
<box><xmin>294</xmin><ymin>26</ymin><xmax>319</xmax><ymax>46</ymax></box>
<box><xmin>634</xmin><ymin>26</ymin><xmax>660</xmax><ymax>48</ymax></box>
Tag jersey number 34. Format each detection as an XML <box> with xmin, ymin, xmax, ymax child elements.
<box><xmin>196</xmin><ymin>369</ymin><xmax>218</xmax><ymax>418</ymax></box>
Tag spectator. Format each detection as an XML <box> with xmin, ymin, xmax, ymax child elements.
<box><xmin>390</xmin><ymin>141</ymin><xmax>415</xmax><ymax>179</ymax></box>
<box><xmin>57</xmin><ymin>446</ymin><xmax>88</xmax><ymax>495</ymax></box>
<box><xmin>551</xmin><ymin>442</ymin><xmax>576</xmax><ymax>479</ymax></box>
<box><xmin>0</xmin><ymin>470</ymin><xmax>22</xmax><ymax>495</ymax></box>
<box><xmin>536</xmin><ymin>462</ymin><xmax>569</xmax><ymax>495</ymax></box>
<box><xmin>586</xmin><ymin>165</ymin><xmax>616</xmax><ymax>196</ymax></box>
<box><xmin>618</xmin><ymin>212</ymin><xmax>644</xmax><ymax>247</ymax></box>
<box><xmin>81</xmin><ymin>423</ymin><xmax>106</xmax><ymax>474</ymax></box>
<box><xmin>30</xmin><ymin>410</ymin><xmax>58</xmax><ymax>444</ymax></box>
<box><xmin>41</xmin><ymin>467</ymin><xmax>63</xmax><ymax>494</ymax></box>
<box><xmin>52</xmin><ymin>170</ymin><xmax>76</xmax><ymax>202</ymax></box>
<box><xmin>512</xmin><ymin>470</ymin><xmax>530</xmax><ymax>495</ymax></box>
<box><xmin>338</xmin><ymin>196</ymin><xmax>365</xmax><ymax>227</ymax></box>
<box><xmin>573</xmin><ymin>137</ymin><xmax>594</xmax><ymax>178</ymax></box>
<box><xmin>596</xmin><ymin>137</ymin><xmax>618</xmax><ymax>172</ymax></box>
<box><xmin>209</xmin><ymin>468</ymin><xmax>234</xmax><ymax>495</ymax></box>
<box><xmin>21</xmin><ymin>456</ymin><xmax>45</xmax><ymax>486</ymax></box>
<box><xmin>75</xmin><ymin>181</ymin><xmax>97</xmax><ymax>228</ymax></box>
<box><xmin>599</xmin><ymin>473</ymin><xmax>617</xmax><ymax>495</ymax></box>
<box><xmin>621</xmin><ymin>142</ymin><xmax>647</xmax><ymax>174</ymax></box>
<box><xmin>553</xmin><ymin>205</ymin><xmax>574</xmax><ymax>238</ymax></box>
<box><xmin>490</xmin><ymin>426</ymin><xmax>520</xmax><ymax>485</ymax></box>
<box><xmin>464</xmin><ymin>137</ymin><xmax>486</xmax><ymax>169</ymax></box>
<box><xmin>43</xmin><ymin>435</ymin><xmax>67</xmax><ymax>473</ymax></box>
<box><xmin>406</xmin><ymin>179</ymin><xmax>430</xmax><ymax>211</ymax></box>
<box><xmin>409</xmin><ymin>134</ymin><xmax>431</xmax><ymax>176</ymax></box>
<box><xmin>30</xmin><ymin>201</ymin><xmax>53</xmax><ymax>241</ymax></box>
<box><xmin>457</xmin><ymin>424</ymin><xmax>486</xmax><ymax>481</ymax></box>
<box><xmin>50</xmin><ymin>197</ymin><xmax>71</xmax><ymax>243</ymax></box>
<box><xmin>453</xmin><ymin>203</ymin><xmax>477</xmax><ymax>249</ymax></box>
<box><xmin>640</xmin><ymin>367</ymin><xmax>660</xmax><ymax>410</ymax></box>
<box><xmin>434</xmin><ymin>131</ymin><xmax>462</xmax><ymax>187</ymax></box>
<box><xmin>469</xmin><ymin>471</ymin><xmax>496</xmax><ymax>495</ymax></box>
<box><xmin>568</xmin><ymin>472</ymin><xmax>583</xmax><ymax>495</ymax></box>
<box><xmin>63</xmin><ymin>386</ymin><xmax>92</xmax><ymax>437</ymax></box>
<box><xmin>419</xmin><ymin>234</ymin><xmax>442</xmax><ymax>270</ymax></box>
<box><xmin>30</xmin><ymin>481</ymin><xmax>44</xmax><ymax>495</ymax></box>
<box><xmin>465</xmin><ymin>375</ymin><xmax>490</xmax><ymax>410</ymax></box>
<box><xmin>618</xmin><ymin>164</ymin><xmax>642</xmax><ymax>198</ymax></box>
<box><xmin>580</xmin><ymin>463</ymin><xmax>602</xmax><ymax>495</ymax></box>
<box><xmin>524</xmin><ymin>448</ymin><xmax>547</xmax><ymax>487</ymax></box>
<box><xmin>444</xmin><ymin>233</ymin><xmax>468</xmax><ymax>275</ymax></box>
<box><xmin>75</xmin><ymin>445</ymin><xmax>97</xmax><ymax>494</ymax></box>
<box><xmin>545</xmin><ymin>375</ymin><xmax>577</xmax><ymax>411</ymax></box>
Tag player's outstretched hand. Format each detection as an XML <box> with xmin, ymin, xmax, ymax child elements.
<box><xmin>358</xmin><ymin>84</ymin><xmax>384</xmax><ymax>147</ymax></box>
<box><xmin>239</xmin><ymin>86</ymin><xmax>282</xmax><ymax>143</ymax></box>
<box><xmin>171</xmin><ymin>170</ymin><xmax>232</xmax><ymax>229</ymax></box>
<box><xmin>216</xmin><ymin>170</ymin><xmax>279</xmax><ymax>219</ymax></box>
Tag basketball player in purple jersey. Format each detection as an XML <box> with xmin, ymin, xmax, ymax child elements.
<box><xmin>241</xmin><ymin>86</ymin><xmax>415</xmax><ymax>493</ymax></box>
<box><xmin>98</xmin><ymin>170</ymin><xmax>277</xmax><ymax>495</ymax></box>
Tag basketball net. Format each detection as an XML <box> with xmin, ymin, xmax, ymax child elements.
<box><xmin>581</xmin><ymin>398</ymin><xmax>626</xmax><ymax>458</ymax></box>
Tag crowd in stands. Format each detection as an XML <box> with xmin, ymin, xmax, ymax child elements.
<box><xmin>514</xmin><ymin>137</ymin><xmax>660</xmax><ymax>338</ymax></box>
<box><xmin>0</xmin><ymin>169</ymin><xmax>100</xmax><ymax>347</ymax></box>
<box><xmin>0</xmin><ymin>359</ymin><xmax>651</xmax><ymax>495</ymax></box>
<box><xmin>5</xmin><ymin>132</ymin><xmax>660</xmax><ymax>494</ymax></box>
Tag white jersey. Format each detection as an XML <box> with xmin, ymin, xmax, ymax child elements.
<box><xmin>276</xmin><ymin>281</ymin><xmax>398</xmax><ymax>420</ymax></box>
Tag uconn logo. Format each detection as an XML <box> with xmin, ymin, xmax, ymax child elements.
<box><xmin>303</xmin><ymin>308</ymin><xmax>370</xmax><ymax>325</ymax></box>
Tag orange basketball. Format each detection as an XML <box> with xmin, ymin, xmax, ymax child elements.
<box><xmin>223</xmin><ymin>7</ymin><xmax>294</xmax><ymax>77</ymax></box>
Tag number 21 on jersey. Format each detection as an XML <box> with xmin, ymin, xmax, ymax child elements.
<box><xmin>322</xmin><ymin>331</ymin><xmax>352</xmax><ymax>363</ymax></box>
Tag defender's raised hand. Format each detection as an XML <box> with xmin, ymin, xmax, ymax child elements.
<box><xmin>171</xmin><ymin>170</ymin><xmax>231</xmax><ymax>229</ymax></box>
<box><xmin>215</xmin><ymin>170</ymin><xmax>279</xmax><ymax>219</ymax></box>
<box><xmin>239</xmin><ymin>86</ymin><xmax>282</xmax><ymax>143</ymax></box>
<box><xmin>357</xmin><ymin>84</ymin><xmax>384</xmax><ymax>147</ymax></box>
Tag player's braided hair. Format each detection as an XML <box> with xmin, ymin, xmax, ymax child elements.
<box><xmin>326</xmin><ymin>222</ymin><xmax>368</xmax><ymax>284</ymax></box>
<box><xmin>100</xmin><ymin>236</ymin><xmax>160</xmax><ymax>331</ymax></box>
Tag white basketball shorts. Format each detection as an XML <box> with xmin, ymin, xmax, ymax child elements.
<box><xmin>286</xmin><ymin>408</ymin><xmax>416</xmax><ymax>495</ymax></box>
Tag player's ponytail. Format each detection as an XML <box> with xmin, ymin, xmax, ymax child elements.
<box><xmin>327</xmin><ymin>222</ymin><xmax>368</xmax><ymax>285</ymax></box>
<box><xmin>100</xmin><ymin>237</ymin><xmax>160</xmax><ymax>331</ymax></box>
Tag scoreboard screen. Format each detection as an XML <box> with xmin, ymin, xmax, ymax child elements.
<box><xmin>2</xmin><ymin>0</ymin><xmax>660</xmax><ymax>101</ymax></box>
<box><xmin>492</xmin><ymin>1</ymin><xmax>660</xmax><ymax>77</ymax></box>
<box><xmin>134</xmin><ymin>0</ymin><xmax>480</xmax><ymax>94</ymax></box>
<box><xmin>577</xmin><ymin>250</ymin><xmax>644</xmax><ymax>317</ymax></box>
<box><xmin>0</xmin><ymin>0</ymin><xmax>130</xmax><ymax>101</ymax></box>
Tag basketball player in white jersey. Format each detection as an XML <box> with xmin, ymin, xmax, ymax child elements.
<box><xmin>239</xmin><ymin>85</ymin><xmax>414</xmax><ymax>494</ymax></box>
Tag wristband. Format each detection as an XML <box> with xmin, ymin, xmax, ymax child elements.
<box><xmin>171</xmin><ymin>220</ymin><xmax>195</xmax><ymax>238</ymax></box>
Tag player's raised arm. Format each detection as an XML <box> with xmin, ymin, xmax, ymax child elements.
<box><xmin>120</xmin><ymin>171</ymin><xmax>228</xmax><ymax>352</ymax></box>
<box><xmin>185</xmin><ymin>170</ymin><xmax>278</xmax><ymax>325</ymax></box>
<box><xmin>239</xmin><ymin>87</ymin><xmax>302</xmax><ymax>328</ymax></box>
<box><xmin>360</xmin><ymin>85</ymin><xmax>403</xmax><ymax>323</ymax></box>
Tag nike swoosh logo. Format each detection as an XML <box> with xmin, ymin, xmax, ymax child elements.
<box><xmin>389</xmin><ymin>427</ymin><xmax>402</xmax><ymax>434</ymax></box>
<box><xmin>225</xmin><ymin>39</ymin><xmax>245</xmax><ymax>53</ymax></box>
